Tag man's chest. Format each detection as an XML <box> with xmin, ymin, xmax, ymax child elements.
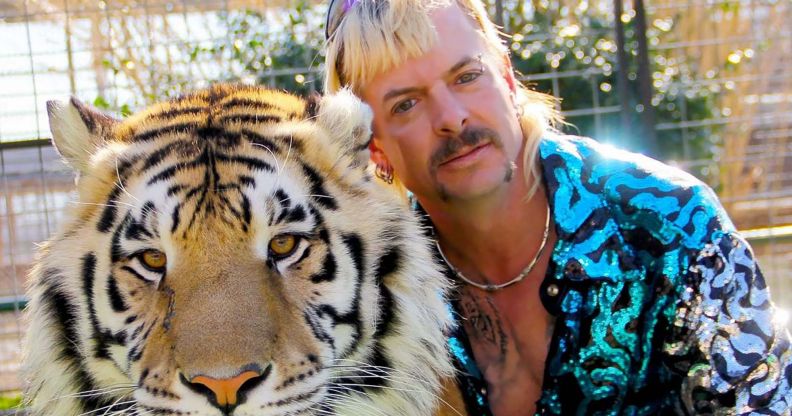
<box><xmin>455</xmin><ymin>282</ymin><xmax>554</xmax><ymax>413</ymax></box>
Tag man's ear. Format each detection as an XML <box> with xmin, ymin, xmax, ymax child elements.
<box><xmin>369</xmin><ymin>136</ymin><xmax>391</xmax><ymax>168</ymax></box>
<box><xmin>500</xmin><ymin>53</ymin><xmax>518</xmax><ymax>94</ymax></box>
<box><xmin>46</xmin><ymin>97</ymin><xmax>118</xmax><ymax>175</ymax></box>
<box><xmin>314</xmin><ymin>88</ymin><xmax>373</xmax><ymax>169</ymax></box>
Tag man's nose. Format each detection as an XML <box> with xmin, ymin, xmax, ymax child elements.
<box><xmin>430</xmin><ymin>86</ymin><xmax>469</xmax><ymax>137</ymax></box>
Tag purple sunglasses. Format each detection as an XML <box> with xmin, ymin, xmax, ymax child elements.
<box><xmin>325</xmin><ymin>0</ymin><xmax>359</xmax><ymax>40</ymax></box>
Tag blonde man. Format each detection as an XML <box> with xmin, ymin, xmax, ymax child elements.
<box><xmin>324</xmin><ymin>0</ymin><xmax>791</xmax><ymax>415</ymax></box>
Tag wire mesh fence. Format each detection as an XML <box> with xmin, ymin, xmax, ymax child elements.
<box><xmin>0</xmin><ymin>0</ymin><xmax>790</xmax><ymax>400</ymax></box>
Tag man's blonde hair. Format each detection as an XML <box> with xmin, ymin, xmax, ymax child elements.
<box><xmin>324</xmin><ymin>0</ymin><xmax>560</xmax><ymax>199</ymax></box>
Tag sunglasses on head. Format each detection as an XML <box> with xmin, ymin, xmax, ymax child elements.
<box><xmin>325</xmin><ymin>0</ymin><xmax>358</xmax><ymax>41</ymax></box>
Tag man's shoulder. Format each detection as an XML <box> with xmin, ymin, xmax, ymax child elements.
<box><xmin>540</xmin><ymin>134</ymin><xmax>735</xmax><ymax>248</ymax></box>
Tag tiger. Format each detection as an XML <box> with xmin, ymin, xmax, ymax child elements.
<box><xmin>22</xmin><ymin>84</ymin><xmax>466</xmax><ymax>416</ymax></box>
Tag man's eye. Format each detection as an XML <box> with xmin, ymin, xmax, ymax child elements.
<box><xmin>457</xmin><ymin>71</ymin><xmax>482</xmax><ymax>84</ymax></box>
<box><xmin>392</xmin><ymin>99</ymin><xmax>417</xmax><ymax>114</ymax></box>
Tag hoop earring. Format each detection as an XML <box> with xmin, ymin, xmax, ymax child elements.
<box><xmin>375</xmin><ymin>163</ymin><xmax>394</xmax><ymax>184</ymax></box>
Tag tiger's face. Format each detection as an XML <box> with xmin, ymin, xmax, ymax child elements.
<box><xmin>24</xmin><ymin>85</ymin><xmax>455</xmax><ymax>415</ymax></box>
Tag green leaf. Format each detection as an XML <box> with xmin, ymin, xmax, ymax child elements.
<box><xmin>92</xmin><ymin>96</ymin><xmax>110</xmax><ymax>110</ymax></box>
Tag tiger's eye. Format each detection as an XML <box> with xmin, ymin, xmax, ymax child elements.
<box><xmin>141</xmin><ymin>250</ymin><xmax>167</xmax><ymax>270</ymax></box>
<box><xmin>269</xmin><ymin>235</ymin><xmax>297</xmax><ymax>257</ymax></box>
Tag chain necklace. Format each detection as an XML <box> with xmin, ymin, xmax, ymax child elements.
<box><xmin>434</xmin><ymin>204</ymin><xmax>551</xmax><ymax>292</ymax></box>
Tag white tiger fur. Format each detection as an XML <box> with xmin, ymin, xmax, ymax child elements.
<box><xmin>22</xmin><ymin>85</ymin><xmax>457</xmax><ymax>416</ymax></box>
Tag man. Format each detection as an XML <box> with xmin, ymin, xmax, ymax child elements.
<box><xmin>323</xmin><ymin>0</ymin><xmax>792</xmax><ymax>414</ymax></box>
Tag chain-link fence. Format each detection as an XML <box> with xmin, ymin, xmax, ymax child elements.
<box><xmin>1</xmin><ymin>0</ymin><xmax>790</xmax><ymax>399</ymax></box>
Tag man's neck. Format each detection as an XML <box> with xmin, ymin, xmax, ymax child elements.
<box><xmin>421</xmin><ymin>172</ymin><xmax>550</xmax><ymax>285</ymax></box>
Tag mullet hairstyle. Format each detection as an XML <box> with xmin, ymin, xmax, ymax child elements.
<box><xmin>324</xmin><ymin>0</ymin><xmax>562</xmax><ymax>200</ymax></box>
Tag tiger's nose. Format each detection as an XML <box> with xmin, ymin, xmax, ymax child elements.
<box><xmin>181</xmin><ymin>365</ymin><xmax>270</xmax><ymax>412</ymax></box>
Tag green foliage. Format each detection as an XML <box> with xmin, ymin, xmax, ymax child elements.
<box><xmin>493</xmin><ymin>0</ymin><xmax>728</xmax><ymax>169</ymax></box>
<box><xmin>92</xmin><ymin>97</ymin><xmax>132</xmax><ymax>117</ymax></box>
<box><xmin>199</xmin><ymin>1</ymin><xmax>327</xmax><ymax>94</ymax></box>
<box><xmin>0</xmin><ymin>393</ymin><xmax>22</xmax><ymax>410</ymax></box>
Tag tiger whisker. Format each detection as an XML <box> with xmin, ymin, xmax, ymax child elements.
<box><xmin>327</xmin><ymin>368</ymin><xmax>435</xmax><ymax>393</ymax></box>
<box><xmin>114</xmin><ymin>156</ymin><xmax>141</xmax><ymax>205</ymax></box>
<box><xmin>99</xmin><ymin>394</ymin><xmax>135</xmax><ymax>416</ymax></box>
<box><xmin>328</xmin><ymin>360</ymin><xmax>432</xmax><ymax>377</ymax></box>
<box><xmin>331</xmin><ymin>379</ymin><xmax>462</xmax><ymax>416</ymax></box>
<box><xmin>251</xmin><ymin>142</ymin><xmax>281</xmax><ymax>174</ymax></box>
<box><xmin>76</xmin><ymin>399</ymin><xmax>136</xmax><ymax>416</ymax></box>
<box><xmin>318</xmin><ymin>387</ymin><xmax>387</xmax><ymax>416</ymax></box>
<box><xmin>328</xmin><ymin>373</ymin><xmax>430</xmax><ymax>388</ymax></box>
<box><xmin>326</xmin><ymin>359</ymin><xmax>436</xmax><ymax>388</ymax></box>
<box><xmin>330</xmin><ymin>374</ymin><xmax>464</xmax><ymax>416</ymax></box>
<box><xmin>41</xmin><ymin>384</ymin><xmax>134</xmax><ymax>408</ymax></box>
<box><xmin>285</xmin><ymin>399</ymin><xmax>330</xmax><ymax>416</ymax></box>
<box><xmin>131</xmin><ymin>407</ymin><xmax>153</xmax><ymax>416</ymax></box>
<box><xmin>303</xmin><ymin>194</ymin><xmax>336</xmax><ymax>201</ymax></box>
<box><xmin>282</xmin><ymin>133</ymin><xmax>295</xmax><ymax>177</ymax></box>
<box><xmin>70</xmin><ymin>200</ymin><xmax>139</xmax><ymax>210</ymax></box>
<box><xmin>66</xmin><ymin>385</ymin><xmax>136</xmax><ymax>399</ymax></box>
<box><xmin>321</xmin><ymin>390</ymin><xmax>390</xmax><ymax>416</ymax></box>
<box><xmin>125</xmin><ymin>405</ymin><xmax>148</xmax><ymax>416</ymax></box>
<box><xmin>107</xmin><ymin>406</ymin><xmax>135</xmax><ymax>416</ymax></box>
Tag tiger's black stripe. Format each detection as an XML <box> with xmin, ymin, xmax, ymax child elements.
<box><xmin>301</xmin><ymin>163</ymin><xmax>338</xmax><ymax>210</ymax></box>
<box><xmin>125</xmin><ymin>216</ymin><xmax>153</xmax><ymax>241</ymax></box>
<box><xmin>97</xmin><ymin>187</ymin><xmax>123</xmax><ymax>233</ymax></box>
<box><xmin>214</xmin><ymin>153</ymin><xmax>275</xmax><ymax>172</ymax></box>
<box><xmin>220</xmin><ymin>97</ymin><xmax>277</xmax><ymax>111</ymax></box>
<box><xmin>167</xmin><ymin>184</ymin><xmax>187</xmax><ymax>196</ymax></box>
<box><xmin>111</xmin><ymin>214</ymin><xmax>133</xmax><ymax>262</ymax></box>
<box><xmin>311</xmin><ymin>229</ymin><xmax>336</xmax><ymax>283</ymax></box>
<box><xmin>40</xmin><ymin>282</ymin><xmax>108</xmax><ymax>411</ymax></box>
<box><xmin>276</xmin><ymin>205</ymin><xmax>306</xmax><ymax>225</ymax></box>
<box><xmin>141</xmin><ymin>140</ymin><xmax>195</xmax><ymax>172</ymax></box>
<box><xmin>274</xmin><ymin>189</ymin><xmax>291</xmax><ymax>208</ymax></box>
<box><xmin>196</xmin><ymin>126</ymin><xmax>244</xmax><ymax>148</ymax></box>
<box><xmin>311</xmin><ymin>250</ymin><xmax>337</xmax><ymax>284</ymax></box>
<box><xmin>219</xmin><ymin>114</ymin><xmax>282</xmax><ymax>125</ymax></box>
<box><xmin>311</xmin><ymin>234</ymin><xmax>366</xmax><ymax>358</ymax></box>
<box><xmin>170</xmin><ymin>202</ymin><xmax>182</xmax><ymax>233</ymax></box>
<box><xmin>339</xmin><ymin>233</ymin><xmax>365</xmax><ymax>358</ymax></box>
<box><xmin>363</xmin><ymin>347</ymin><xmax>392</xmax><ymax>390</ymax></box>
<box><xmin>133</xmin><ymin>122</ymin><xmax>198</xmax><ymax>142</ymax></box>
<box><xmin>81</xmin><ymin>253</ymin><xmax>126</xmax><ymax>360</ymax></box>
<box><xmin>238</xmin><ymin>175</ymin><xmax>255</xmax><ymax>188</ymax></box>
<box><xmin>107</xmin><ymin>276</ymin><xmax>129</xmax><ymax>312</ymax></box>
<box><xmin>239</xmin><ymin>128</ymin><xmax>284</xmax><ymax>153</ymax></box>
<box><xmin>303</xmin><ymin>310</ymin><xmax>335</xmax><ymax>351</ymax></box>
<box><xmin>146</xmin><ymin>106</ymin><xmax>206</xmax><ymax>122</ymax></box>
<box><xmin>373</xmin><ymin>246</ymin><xmax>401</xmax><ymax>338</ymax></box>
<box><xmin>148</xmin><ymin>164</ymin><xmax>188</xmax><ymax>186</ymax></box>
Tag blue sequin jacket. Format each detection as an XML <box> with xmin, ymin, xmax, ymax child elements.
<box><xmin>445</xmin><ymin>134</ymin><xmax>792</xmax><ymax>415</ymax></box>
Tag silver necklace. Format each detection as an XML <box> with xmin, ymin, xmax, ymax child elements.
<box><xmin>434</xmin><ymin>204</ymin><xmax>551</xmax><ymax>292</ymax></box>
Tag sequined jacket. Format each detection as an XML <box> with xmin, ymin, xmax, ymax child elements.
<box><xmin>445</xmin><ymin>134</ymin><xmax>792</xmax><ymax>415</ymax></box>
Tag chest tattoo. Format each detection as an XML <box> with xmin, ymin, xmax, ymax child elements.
<box><xmin>458</xmin><ymin>291</ymin><xmax>508</xmax><ymax>357</ymax></box>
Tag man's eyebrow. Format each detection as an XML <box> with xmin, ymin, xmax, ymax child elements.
<box><xmin>447</xmin><ymin>55</ymin><xmax>480</xmax><ymax>76</ymax></box>
<box><xmin>383</xmin><ymin>86</ymin><xmax>423</xmax><ymax>103</ymax></box>
<box><xmin>381</xmin><ymin>55</ymin><xmax>482</xmax><ymax>103</ymax></box>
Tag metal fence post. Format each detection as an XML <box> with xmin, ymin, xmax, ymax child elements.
<box><xmin>634</xmin><ymin>0</ymin><xmax>659</xmax><ymax>157</ymax></box>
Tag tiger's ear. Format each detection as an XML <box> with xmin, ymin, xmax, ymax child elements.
<box><xmin>313</xmin><ymin>89</ymin><xmax>373</xmax><ymax>168</ymax></box>
<box><xmin>46</xmin><ymin>97</ymin><xmax>118</xmax><ymax>174</ymax></box>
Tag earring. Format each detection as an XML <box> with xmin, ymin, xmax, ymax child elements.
<box><xmin>375</xmin><ymin>163</ymin><xmax>394</xmax><ymax>184</ymax></box>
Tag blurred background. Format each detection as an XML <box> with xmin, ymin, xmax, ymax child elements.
<box><xmin>0</xmin><ymin>0</ymin><xmax>790</xmax><ymax>408</ymax></box>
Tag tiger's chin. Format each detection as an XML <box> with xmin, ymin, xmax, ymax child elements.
<box><xmin>23</xmin><ymin>84</ymin><xmax>460</xmax><ymax>416</ymax></box>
